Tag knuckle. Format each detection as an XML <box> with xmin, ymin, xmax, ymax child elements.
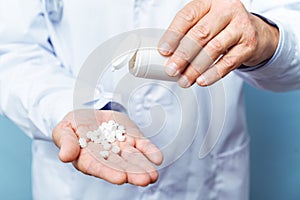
<box><xmin>174</xmin><ymin>49</ymin><xmax>190</xmax><ymax>62</ymax></box>
<box><xmin>207</xmin><ymin>38</ymin><xmax>224</xmax><ymax>54</ymax></box>
<box><xmin>192</xmin><ymin>0</ymin><xmax>210</xmax><ymax>12</ymax></box>
<box><xmin>177</xmin><ymin>0</ymin><xmax>202</xmax><ymax>23</ymax></box>
<box><xmin>222</xmin><ymin>56</ymin><xmax>236</xmax><ymax>69</ymax></box>
<box><xmin>176</xmin><ymin>7</ymin><xmax>197</xmax><ymax>23</ymax></box>
<box><xmin>190</xmin><ymin>24</ymin><xmax>210</xmax><ymax>44</ymax></box>
<box><xmin>221</xmin><ymin>56</ymin><xmax>236</xmax><ymax>70</ymax></box>
<box><xmin>174</xmin><ymin>44</ymin><xmax>193</xmax><ymax>62</ymax></box>
<box><xmin>215</xmin><ymin>67</ymin><xmax>226</xmax><ymax>79</ymax></box>
<box><xmin>218</xmin><ymin>56</ymin><xmax>236</xmax><ymax>77</ymax></box>
<box><xmin>190</xmin><ymin>63</ymin><xmax>202</xmax><ymax>74</ymax></box>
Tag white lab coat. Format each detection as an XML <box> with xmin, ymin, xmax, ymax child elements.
<box><xmin>1</xmin><ymin>0</ymin><xmax>300</xmax><ymax>199</ymax></box>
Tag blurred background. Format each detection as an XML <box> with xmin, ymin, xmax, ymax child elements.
<box><xmin>0</xmin><ymin>114</ymin><xmax>32</xmax><ymax>200</ymax></box>
<box><xmin>0</xmin><ymin>83</ymin><xmax>300</xmax><ymax>200</ymax></box>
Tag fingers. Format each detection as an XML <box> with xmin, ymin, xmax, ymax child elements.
<box><xmin>164</xmin><ymin>37</ymin><xmax>201</xmax><ymax>77</ymax></box>
<box><xmin>185</xmin><ymin>5</ymin><xmax>231</xmax><ymax>48</ymax></box>
<box><xmin>197</xmin><ymin>44</ymin><xmax>246</xmax><ymax>86</ymax></box>
<box><xmin>74</xmin><ymin>142</ymin><xmax>157</xmax><ymax>186</ymax></box>
<box><xmin>52</xmin><ymin>121</ymin><xmax>80</xmax><ymax>163</ymax></box>
<box><xmin>158</xmin><ymin>0</ymin><xmax>210</xmax><ymax>55</ymax></box>
<box><xmin>134</xmin><ymin>137</ymin><xmax>163</xmax><ymax>166</ymax></box>
<box><xmin>158</xmin><ymin>0</ymin><xmax>275</xmax><ymax>88</ymax></box>
<box><xmin>120</xmin><ymin>144</ymin><xmax>158</xmax><ymax>185</ymax></box>
<box><xmin>177</xmin><ymin>66</ymin><xmax>201</xmax><ymax>88</ymax></box>
<box><xmin>165</xmin><ymin>5</ymin><xmax>232</xmax><ymax>78</ymax></box>
<box><xmin>124</xmin><ymin>126</ymin><xmax>163</xmax><ymax>166</ymax></box>
<box><xmin>179</xmin><ymin>25</ymin><xmax>240</xmax><ymax>87</ymax></box>
<box><xmin>73</xmin><ymin>145</ymin><xmax>127</xmax><ymax>185</ymax></box>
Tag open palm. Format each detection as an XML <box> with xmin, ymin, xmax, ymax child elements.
<box><xmin>52</xmin><ymin>109</ymin><xmax>163</xmax><ymax>186</ymax></box>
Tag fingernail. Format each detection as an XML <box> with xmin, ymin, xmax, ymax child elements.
<box><xmin>197</xmin><ymin>75</ymin><xmax>206</xmax><ymax>86</ymax></box>
<box><xmin>165</xmin><ymin>62</ymin><xmax>179</xmax><ymax>76</ymax></box>
<box><xmin>178</xmin><ymin>75</ymin><xmax>191</xmax><ymax>88</ymax></box>
<box><xmin>159</xmin><ymin>42</ymin><xmax>171</xmax><ymax>55</ymax></box>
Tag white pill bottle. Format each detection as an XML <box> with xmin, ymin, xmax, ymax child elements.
<box><xmin>128</xmin><ymin>47</ymin><xmax>179</xmax><ymax>82</ymax></box>
<box><xmin>111</xmin><ymin>34</ymin><xmax>179</xmax><ymax>82</ymax></box>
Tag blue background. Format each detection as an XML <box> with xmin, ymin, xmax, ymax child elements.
<box><xmin>0</xmin><ymin>84</ymin><xmax>300</xmax><ymax>200</ymax></box>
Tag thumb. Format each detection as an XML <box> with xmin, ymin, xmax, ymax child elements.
<box><xmin>52</xmin><ymin>121</ymin><xmax>80</xmax><ymax>162</ymax></box>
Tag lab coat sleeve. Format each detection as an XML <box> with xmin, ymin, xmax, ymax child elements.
<box><xmin>235</xmin><ymin>1</ymin><xmax>300</xmax><ymax>92</ymax></box>
<box><xmin>0</xmin><ymin>0</ymin><xmax>78</xmax><ymax>140</ymax></box>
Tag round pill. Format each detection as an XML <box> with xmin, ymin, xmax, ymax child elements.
<box><xmin>111</xmin><ymin>145</ymin><xmax>121</xmax><ymax>154</ymax></box>
<box><xmin>86</xmin><ymin>131</ymin><xmax>94</xmax><ymax>139</ymax></box>
<box><xmin>118</xmin><ymin>125</ymin><xmax>125</xmax><ymax>131</ymax></box>
<box><xmin>107</xmin><ymin>135</ymin><xmax>116</xmax><ymax>143</ymax></box>
<box><xmin>102</xmin><ymin>141</ymin><xmax>112</xmax><ymax>150</ymax></box>
<box><xmin>99</xmin><ymin>151</ymin><xmax>109</xmax><ymax>159</ymax></box>
<box><xmin>116</xmin><ymin>134</ymin><xmax>126</xmax><ymax>142</ymax></box>
<box><xmin>78</xmin><ymin>138</ymin><xmax>87</xmax><ymax>148</ymax></box>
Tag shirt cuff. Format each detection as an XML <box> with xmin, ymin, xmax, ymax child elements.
<box><xmin>100</xmin><ymin>101</ymin><xmax>127</xmax><ymax>114</ymax></box>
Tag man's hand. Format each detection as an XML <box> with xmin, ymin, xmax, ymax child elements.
<box><xmin>52</xmin><ymin>109</ymin><xmax>163</xmax><ymax>186</ymax></box>
<box><xmin>159</xmin><ymin>0</ymin><xmax>279</xmax><ymax>87</ymax></box>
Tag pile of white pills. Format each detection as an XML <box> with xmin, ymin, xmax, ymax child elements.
<box><xmin>78</xmin><ymin>120</ymin><xmax>126</xmax><ymax>159</ymax></box>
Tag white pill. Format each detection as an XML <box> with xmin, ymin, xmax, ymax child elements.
<box><xmin>112</xmin><ymin>126</ymin><xmax>118</xmax><ymax>131</ymax></box>
<box><xmin>90</xmin><ymin>135</ymin><xmax>97</xmax><ymax>142</ymax></box>
<box><xmin>93</xmin><ymin>137</ymin><xmax>102</xmax><ymax>144</ymax></box>
<box><xmin>116</xmin><ymin>129</ymin><xmax>125</xmax><ymax>135</ymax></box>
<box><xmin>98</xmin><ymin>133</ymin><xmax>106</xmax><ymax>142</ymax></box>
<box><xmin>104</xmin><ymin>130</ymin><xmax>111</xmax><ymax>140</ymax></box>
<box><xmin>111</xmin><ymin>145</ymin><xmax>121</xmax><ymax>154</ymax></box>
<box><xmin>107</xmin><ymin>135</ymin><xmax>116</xmax><ymax>143</ymax></box>
<box><xmin>110</xmin><ymin>130</ymin><xmax>116</xmax><ymax>138</ymax></box>
<box><xmin>78</xmin><ymin>138</ymin><xmax>87</xmax><ymax>148</ymax></box>
<box><xmin>116</xmin><ymin>134</ymin><xmax>126</xmax><ymax>142</ymax></box>
<box><xmin>108</xmin><ymin>120</ymin><xmax>116</xmax><ymax>126</ymax></box>
<box><xmin>93</xmin><ymin>129</ymin><xmax>102</xmax><ymax>136</ymax></box>
<box><xmin>102</xmin><ymin>141</ymin><xmax>112</xmax><ymax>150</ymax></box>
<box><xmin>101</xmin><ymin>122</ymin><xmax>108</xmax><ymax>129</ymax></box>
<box><xmin>99</xmin><ymin>151</ymin><xmax>109</xmax><ymax>159</ymax></box>
<box><xmin>116</xmin><ymin>130</ymin><xmax>124</xmax><ymax>137</ymax></box>
<box><xmin>86</xmin><ymin>131</ymin><xmax>94</xmax><ymax>139</ymax></box>
<box><xmin>107</xmin><ymin>125</ymin><xmax>116</xmax><ymax>132</ymax></box>
<box><xmin>98</xmin><ymin>125</ymin><xmax>105</xmax><ymax>132</ymax></box>
<box><xmin>118</xmin><ymin>125</ymin><xmax>125</xmax><ymax>131</ymax></box>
